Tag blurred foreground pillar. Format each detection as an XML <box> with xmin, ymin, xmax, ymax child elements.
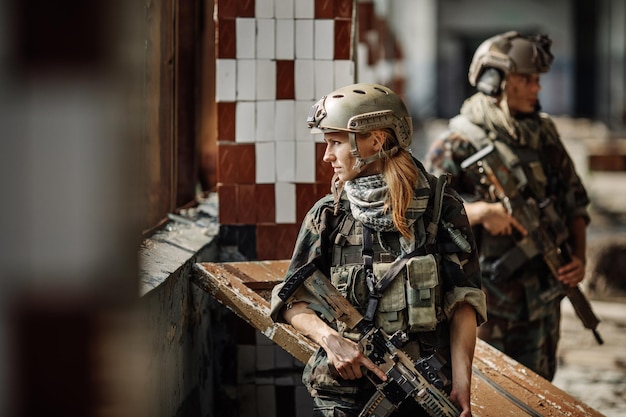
<box><xmin>0</xmin><ymin>1</ymin><xmax>148</xmax><ymax>416</ymax></box>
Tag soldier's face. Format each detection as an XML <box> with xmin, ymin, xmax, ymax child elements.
<box><xmin>322</xmin><ymin>131</ymin><xmax>382</xmax><ymax>181</ymax></box>
<box><xmin>505</xmin><ymin>73</ymin><xmax>541</xmax><ymax>114</ymax></box>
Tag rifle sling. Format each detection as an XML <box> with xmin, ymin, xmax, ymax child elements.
<box><xmin>362</xmin><ymin>174</ymin><xmax>450</xmax><ymax>323</ymax></box>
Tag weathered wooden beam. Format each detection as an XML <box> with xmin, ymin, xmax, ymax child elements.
<box><xmin>193</xmin><ymin>261</ymin><xmax>315</xmax><ymax>364</ymax></box>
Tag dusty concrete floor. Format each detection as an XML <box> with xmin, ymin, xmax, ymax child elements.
<box><xmin>551</xmin><ymin>207</ymin><xmax>626</xmax><ymax>417</ymax></box>
<box><xmin>553</xmin><ymin>298</ymin><xmax>626</xmax><ymax>417</ymax></box>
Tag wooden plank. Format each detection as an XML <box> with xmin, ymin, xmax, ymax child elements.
<box><xmin>193</xmin><ymin>261</ymin><xmax>314</xmax><ymax>364</ymax></box>
<box><xmin>194</xmin><ymin>261</ymin><xmax>603</xmax><ymax>417</ymax></box>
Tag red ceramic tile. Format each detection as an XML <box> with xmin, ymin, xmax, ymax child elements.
<box><xmin>257</xmin><ymin>224</ymin><xmax>300</xmax><ymax>260</ymax></box>
<box><xmin>218</xmin><ymin>184</ymin><xmax>238</xmax><ymax>224</ymax></box>
<box><xmin>316</xmin><ymin>181</ymin><xmax>330</xmax><ymax>201</ymax></box>
<box><xmin>274</xmin><ymin>224</ymin><xmax>300</xmax><ymax>260</ymax></box>
<box><xmin>237</xmin><ymin>143</ymin><xmax>256</xmax><ymax>184</ymax></box>
<box><xmin>256</xmin><ymin>184</ymin><xmax>275</xmax><ymax>223</ymax></box>
<box><xmin>217</xmin><ymin>143</ymin><xmax>239</xmax><ymax>183</ymax></box>
<box><xmin>392</xmin><ymin>31</ymin><xmax>404</xmax><ymax>60</ymax></box>
<box><xmin>218</xmin><ymin>143</ymin><xmax>255</xmax><ymax>184</ymax></box>
<box><xmin>357</xmin><ymin>2</ymin><xmax>375</xmax><ymax>33</ymax></box>
<box><xmin>216</xmin><ymin>0</ymin><xmax>237</xmax><ymax>19</ymax></box>
<box><xmin>335</xmin><ymin>0</ymin><xmax>353</xmax><ymax>19</ymax></box>
<box><xmin>238</xmin><ymin>0</ymin><xmax>255</xmax><ymax>17</ymax></box>
<box><xmin>334</xmin><ymin>20</ymin><xmax>352</xmax><ymax>60</ymax></box>
<box><xmin>315</xmin><ymin>142</ymin><xmax>333</xmax><ymax>184</ymax></box>
<box><xmin>217</xmin><ymin>19</ymin><xmax>236</xmax><ymax>59</ymax></box>
<box><xmin>315</xmin><ymin>0</ymin><xmax>334</xmax><ymax>19</ymax></box>
<box><xmin>296</xmin><ymin>183</ymin><xmax>317</xmax><ymax>223</ymax></box>
<box><xmin>276</xmin><ymin>60</ymin><xmax>295</xmax><ymax>100</ymax></box>
<box><xmin>366</xmin><ymin>38</ymin><xmax>378</xmax><ymax>66</ymax></box>
<box><xmin>238</xmin><ymin>184</ymin><xmax>257</xmax><ymax>224</ymax></box>
<box><xmin>392</xmin><ymin>77</ymin><xmax>406</xmax><ymax>98</ymax></box>
<box><xmin>256</xmin><ymin>224</ymin><xmax>277</xmax><ymax>260</ymax></box>
<box><xmin>217</xmin><ymin>102</ymin><xmax>236</xmax><ymax>141</ymax></box>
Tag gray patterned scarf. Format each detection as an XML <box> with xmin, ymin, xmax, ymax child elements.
<box><xmin>461</xmin><ymin>93</ymin><xmax>544</xmax><ymax>149</ymax></box>
<box><xmin>344</xmin><ymin>172</ymin><xmax>431</xmax><ymax>233</ymax></box>
<box><xmin>344</xmin><ymin>174</ymin><xmax>394</xmax><ymax>231</ymax></box>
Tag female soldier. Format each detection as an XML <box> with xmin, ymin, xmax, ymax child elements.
<box><xmin>270</xmin><ymin>83</ymin><xmax>486</xmax><ymax>417</ymax></box>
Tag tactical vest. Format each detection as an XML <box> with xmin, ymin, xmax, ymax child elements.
<box><xmin>328</xmin><ymin>173</ymin><xmax>457</xmax><ymax>344</ymax></box>
<box><xmin>450</xmin><ymin>114</ymin><xmax>570</xmax><ymax>278</ymax></box>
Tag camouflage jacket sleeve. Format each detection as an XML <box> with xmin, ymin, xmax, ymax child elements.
<box><xmin>425</xmin><ymin>133</ymin><xmax>481</xmax><ymax>202</ymax></box>
<box><xmin>270</xmin><ymin>195</ymin><xmax>339</xmax><ymax>322</ymax></box>
<box><xmin>539</xmin><ymin>116</ymin><xmax>590</xmax><ymax>224</ymax></box>
<box><xmin>437</xmin><ymin>187</ymin><xmax>487</xmax><ymax>325</ymax></box>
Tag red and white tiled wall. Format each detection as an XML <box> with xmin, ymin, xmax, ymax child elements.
<box><xmin>215</xmin><ymin>0</ymin><xmax>401</xmax><ymax>260</ymax></box>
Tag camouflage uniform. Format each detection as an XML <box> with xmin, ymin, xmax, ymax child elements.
<box><xmin>426</xmin><ymin>92</ymin><xmax>590</xmax><ymax>380</ymax></box>
<box><xmin>270</xmin><ymin>159</ymin><xmax>487</xmax><ymax>416</ymax></box>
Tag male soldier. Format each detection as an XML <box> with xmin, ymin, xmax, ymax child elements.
<box><xmin>426</xmin><ymin>31</ymin><xmax>590</xmax><ymax>381</ymax></box>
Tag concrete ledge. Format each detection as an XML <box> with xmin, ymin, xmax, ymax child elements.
<box><xmin>139</xmin><ymin>217</ymin><xmax>219</xmax><ymax>296</ymax></box>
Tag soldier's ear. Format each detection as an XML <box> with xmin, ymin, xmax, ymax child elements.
<box><xmin>371</xmin><ymin>130</ymin><xmax>386</xmax><ymax>151</ymax></box>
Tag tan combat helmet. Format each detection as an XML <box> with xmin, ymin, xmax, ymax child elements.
<box><xmin>468</xmin><ymin>31</ymin><xmax>554</xmax><ymax>96</ymax></box>
<box><xmin>306</xmin><ymin>83</ymin><xmax>413</xmax><ymax>171</ymax></box>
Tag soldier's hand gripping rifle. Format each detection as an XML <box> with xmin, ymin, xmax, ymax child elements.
<box><xmin>461</xmin><ymin>143</ymin><xmax>603</xmax><ymax>344</ymax></box>
<box><xmin>278</xmin><ymin>263</ymin><xmax>462</xmax><ymax>417</ymax></box>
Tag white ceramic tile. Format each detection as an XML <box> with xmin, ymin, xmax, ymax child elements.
<box><xmin>295</xmin><ymin>20</ymin><xmax>314</xmax><ymax>59</ymax></box>
<box><xmin>256</xmin><ymin>101</ymin><xmax>276</xmax><ymax>142</ymax></box>
<box><xmin>275</xmin><ymin>182</ymin><xmax>296</xmax><ymax>224</ymax></box>
<box><xmin>275</xmin><ymin>19</ymin><xmax>294</xmax><ymax>60</ymax></box>
<box><xmin>295</xmin><ymin>60</ymin><xmax>315</xmax><ymax>100</ymax></box>
<box><xmin>295</xmin><ymin>100</ymin><xmax>316</xmax><ymax>141</ymax></box>
<box><xmin>334</xmin><ymin>60</ymin><xmax>356</xmax><ymax>89</ymax></box>
<box><xmin>236</xmin><ymin>18</ymin><xmax>256</xmax><ymax>59</ymax></box>
<box><xmin>274</xmin><ymin>0</ymin><xmax>294</xmax><ymax>19</ymax></box>
<box><xmin>296</xmin><ymin>141</ymin><xmax>315</xmax><ymax>183</ymax></box>
<box><xmin>314</xmin><ymin>20</ymin><xmax>334</xmax><ymax>60</ymax></box>
<box><xmin>357</xmin><ymin>43</ymin><xmax>376</xmax><ymax>84</ymax></box>
<box><xmin>375</xmin><ymin>60</ymin><xmax>394</xmax><ymax>85</ymax></box>
<box><xmin>236</xmin><ymin>102</ymin><xmax>256</xmax><ymax>143</ymax></box>
<box><xmin>274</xmin><ymin>100</ymin><xmax>295</xmax><ymax>141</ymax></box>
<box><xmin>237</xmin><ymin>59</ymin><xmax>256</xmax><ymax>101</ymax></box>
<box><xmin>255</xmin><ymin>0</ymin><xmax>274</xmax><ymax>18</ymax></box>
<box><xmin>275</xmin><ymin>140</ymin><xmax>295</xmax><ymax>182</ymax></box>
<box><xmin>216</xmin><ymin>59</ymin><xmax>236</xmax><ymax>102</ymax></box>
<box><xmin>256</xmin><ymin>60</ymin><xmax>276</xmax><ymax>101</ymax></box>
<box><xmin>295</xmin><ymin>0</ymin><xmax>314</xmax><ymax>18</ymax></box>
<box><xmin>256</xmin><ymin>142</ymin><xmax>276</xmax><ymax>183</ymax></box>
<box><xmin>315</xmin><ymin>60</ymin><xmax>334</xmax><ymax>100</ymax></box>
<box><xmin>256</xmin><ymin>19</ymin><xmax>275</xmax><ymax>60</ymax></box>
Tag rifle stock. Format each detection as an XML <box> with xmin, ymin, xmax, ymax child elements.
<box><xmin>461</xmin><ymin>144</ymin><xmax>603</xmax><ymax>345</ymax></box>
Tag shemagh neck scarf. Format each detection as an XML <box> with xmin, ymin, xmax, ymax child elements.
<box><xmin>344</xmin><ymin>172</ymin><xmax>431</xmax><ymax>254</ymax></box>
<box><xmin>461</xmin><ymin>93</ymin><xmax>544</xmax><ymax>149</ymax></box>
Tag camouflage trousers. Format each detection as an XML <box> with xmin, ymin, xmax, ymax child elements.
<box><xmin>303</xmin><ymin>348</ymin><xmax>431</xmax><ymax>417</ymax></box>
<box><xmin>311</xmin><ymin>396</ymin><xmax>430</xmax><ymax>417</ymax></box>
<box><xmin>477</xmin><ymin>305</ymin><xmax>561</xmax><ymax>381</ymax></box>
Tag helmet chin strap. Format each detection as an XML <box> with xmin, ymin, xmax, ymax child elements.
<box><xmin>349</xmin><ymin>132</ymin><xmax>399</xmax><ymax>171</ymax></box>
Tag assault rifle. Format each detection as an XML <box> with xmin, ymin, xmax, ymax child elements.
<box><xmin>278</xmin><ymin>263</ymin><xmax>461</xmax><ymax>417</ymax></box>
<box><xmin>460</xmin><ymin>143</ymin><xmax>603</xmax><ymax>345</ymax></box>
